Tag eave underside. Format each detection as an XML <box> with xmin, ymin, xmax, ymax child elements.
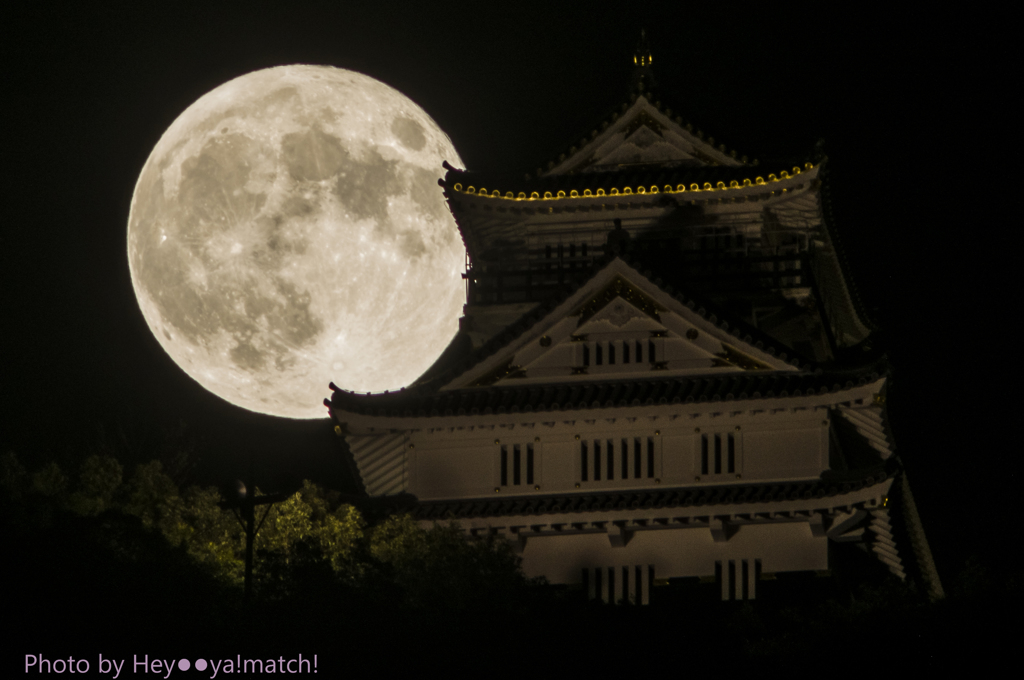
<box><xmin>328</xmin><ymin>364</ymin><xmax>886</xmax><ymax>423</ymax></box>
<box><xmin>414</xmin><ymin>466</ymin><xmax>894</xmax><ymax>522</ymax></box>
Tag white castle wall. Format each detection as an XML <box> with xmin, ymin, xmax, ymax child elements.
<box><xmin>406</xmin><ymin>409</ymin><xmax>830</xmax><ymax>501</ymax></box>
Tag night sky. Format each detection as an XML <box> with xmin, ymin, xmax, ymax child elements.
<box><xmin>3</xmin><ymin>3</ymin><xmax>1000</xmax><ymax>581</ymax></box>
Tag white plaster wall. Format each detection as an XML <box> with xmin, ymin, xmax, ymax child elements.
<box><xmin>660</xmin><ymin>434</ymin><xmax>695</xmax><ymax>484</ymax></box>
<box><xmin>401</xmin><ymin>407</ymin><xmax>833</xmax><ymax>500</ymax></box>
<box><xmin>412</xmin><ymin>445</ymin><xmax>494</xmax><ymax>499</ymax></box>
<box><xmin>542</xmin><ymin>440</ymin><xmax>575</xmax><ymax>491</ymax></box>
<box><xmin>744</xmin><ymin>427</ymin><xmax>825</xmax><ymax>479</ymax></box>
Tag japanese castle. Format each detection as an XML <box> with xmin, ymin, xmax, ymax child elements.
<box><xmin>326</xmin><ymin>36</ymin><xmax>943</xmax><ymax>604</ymax></box>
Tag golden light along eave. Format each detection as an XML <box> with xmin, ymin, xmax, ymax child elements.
<box><xmin>448</xmin><ymin>163</ymin><xmax>814</xmax><ymax>202</ymax></box>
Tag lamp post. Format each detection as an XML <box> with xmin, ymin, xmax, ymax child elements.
<box><xmin>221</xmin><ymin>478</ymin><xmax>295</xmax><ymax>601</ymax></box>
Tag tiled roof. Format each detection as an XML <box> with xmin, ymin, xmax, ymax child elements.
<box><xmin>327</xmin><ymin>357</ymin><xmax>887</xmax><ymax>418</ymax></box>
<box><xmin>412</xmin><ymin>465</ymin><xmax>895</xmax><ymax>520</ymax></box>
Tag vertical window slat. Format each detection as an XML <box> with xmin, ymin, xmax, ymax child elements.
<box><xmin>581</xmin><ymin>441</ymin><xmax>588</xmax><ymax>482</ymax></box>
<box><xmin>622</xmin><ymin>439</ymin><xmax>629</xmax><ymax>479</ymax></box>
<box><xmin>527</xmin><ymin>443</ymin><xmax>535</xmax><ymax>485</ymax></box>
<box><xmin>636</xmin><ymin>565</ymin><xmax>643</xmax><ymax>605</ymax></box>
<box><xmin>742</xmin><ymin>559</ymin><xmax>749</xmax><ymax>600</ymax></box>
<box><xmin>513</xmin><ymin>444</ymin><xmax>521</xmax><ymax>485</ymax></box>
<box><xmin>714</xmin><ymin>434</ymin><xmax>722</xmax><ymax>475</ymax></box>
<box><xmin>648</xmin><ymin>565</ymin><xmax>655</xmax><ymax>605</ymax></box>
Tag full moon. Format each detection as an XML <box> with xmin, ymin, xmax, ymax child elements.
<box><xmin>128</xmin><ymin>65</ymin><xmax>465</xmax><ymax>419</ymax></box>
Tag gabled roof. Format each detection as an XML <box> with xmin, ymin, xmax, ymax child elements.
<box><xmin>452</xmin><ymin>255</ymin><xmax>807</xmax><ymax>386</ymax></box>
<box><xmin>325</xmin><ymin>256</ymin><xmax>891</xmax><ymax>420</ymax></box>
<box><xmin>531</xmin><ymin>62</ymin><xmax>754</xmax><ymax>178</ymax></box>
<box><xmin>445</xmin><ymin>257</ymin><xmax>795</xmax><ymax>390</ymax></box>
<box><xmin>542</xmin><ymin>91</ymin><xmax>746</xmax><ymax>176</ymax></box>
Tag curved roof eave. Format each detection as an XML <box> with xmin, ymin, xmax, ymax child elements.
<box><xmin>815</xmin><ymin>158</ymin><xmax>882</xmax><ymax>338</ymax></box>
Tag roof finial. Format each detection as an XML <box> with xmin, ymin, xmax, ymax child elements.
<box><xmin>633</xmin><ymin>28</ymin><xmax>653</xmax><ymax>67</ymax></box>
<box><xmin>630</xmin><ymin>29</ymin><xmax>656</xmax><ymax>92</ymax></box>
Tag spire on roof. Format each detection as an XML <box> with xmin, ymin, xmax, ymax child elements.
<box><xmin>633</xmin><ymin>28</ymin><xmax>653</xmax><ymax>67</ymax></box>
<box><xmin>630</xmin><ymin>29</ymin><xmax>656</xmax><ymax>92</ymax></box>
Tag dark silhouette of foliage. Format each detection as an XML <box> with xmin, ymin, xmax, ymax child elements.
<box><xmin>1</xmin><ymin>442</ymin><xmax>1016</xmax><ymax>669</ymax></box>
